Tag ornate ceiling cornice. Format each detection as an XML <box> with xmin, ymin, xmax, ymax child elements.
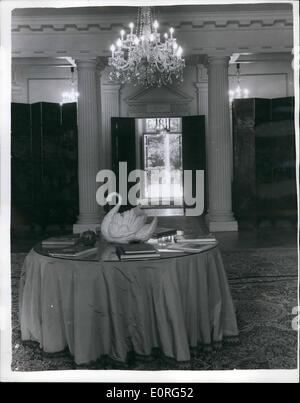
<box><xmin>11</xmin><ymin>8</ymin><xmax>294</xmax><ymax>59</ymax></box>
<box><xmin>12</xmin><ymin>10</ymin><xmax>293</xmax><ymax>33</ymax></box>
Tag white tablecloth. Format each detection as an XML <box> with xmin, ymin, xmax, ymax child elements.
<box><xmin>19</xmin><ymin>246</ymin><xmax>238</xmax><ymax>364</ymax></box>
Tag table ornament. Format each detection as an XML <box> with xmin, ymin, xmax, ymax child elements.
<box><xmin>101</xmin><ymin>192</ymin><xmax>157</xmax><ymax>244</ymax></box>
<box><xmin>80</xmin><ymin>230</ymin><xmax>97</xmax><ymax>246</ymax></box>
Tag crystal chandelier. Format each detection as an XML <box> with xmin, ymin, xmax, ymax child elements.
<box><xmin>108</xmin><ymin>6</ymin><xmax>185</xmax><ymax>87</ymax></box>
<box><xmin>229</xmin><ymin>63</ymin><xmax>249</xmax><ymax>103</ymax></box>
<box><xmin>61</xmin><ymin>67</ymin><xmax>79</xmax><ymax>104</ymax></box>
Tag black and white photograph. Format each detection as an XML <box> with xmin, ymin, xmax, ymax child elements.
<box><xmin>0</xmin><ymin>0</ymin><xmax>299</xmax><ymax>384</ymax></box>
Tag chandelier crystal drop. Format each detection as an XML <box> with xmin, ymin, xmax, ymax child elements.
<box><xmin>229</xmin><ymin>63</ymin><xmax>249</xmax><ymax>103</ymax></box>
<box><xmin>61</xmin><ymin>67</ymin><xmax>79</xmax><ymax>104</ymax></box>
<box><xmin>108</xmin><ymin>6</ymin><xmax>185</xmax><ymax>87</ymax></box>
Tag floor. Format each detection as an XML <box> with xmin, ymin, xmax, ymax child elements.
<box><xmin>10</xmin><ymin>218</ymin><xmax>298</xmax><ymax>371</ymax></box>
<box><xmin>216</xmin><ymin>228</ymin><xmax>297</xmax><ymax>251</ymax></box>
<box><xmin>11</xmin><ymin>223</ymin><xmax>298</xmax><ymax>371</ymax></box>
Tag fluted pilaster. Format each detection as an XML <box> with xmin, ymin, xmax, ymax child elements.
<box><xmin>101</xmin><ymin>82</ymin><xmax>121</xmax><ymax>170</ymax></box>
<box><xmin>195</xmin><ymin>81</ymin><xmax>208</xmax><ymax>118</ymax></box>
<box><xmin>194</xmin><ymin>64</ymin><xmax>209</xmax><ymax>211</ymax></box>
<box><xmin>207</xmin><ymin>56</ymin><xmax>237</xmax><ymax>231</ymax></box>
<box><xmin>195</xmin><ymin>64</ymin><xmax>208</xmax><ymax>118</ymax></box>
<box><xmin>73</xmin><ymin>59</ymin><xmax>101</xmax><ymax>232</ymax></box>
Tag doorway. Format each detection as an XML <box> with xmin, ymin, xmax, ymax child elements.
<box><xmin>141</xmin><ymin>117</ymin><xmax>183</xmax><ymax>206</ymax></box>
<box><xmin>111</xmin><ymin>115</ymin><xmax>206</xmax><ymax>213</ymax></box>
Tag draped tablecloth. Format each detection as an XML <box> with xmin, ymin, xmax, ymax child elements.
<box><xmin>19</xmin><ymin>246</ymin><xmax>238</xmax><ymax>364</ymax></box>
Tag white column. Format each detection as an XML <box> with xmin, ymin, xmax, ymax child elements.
<box><xmin>73</xmin><ymin>59</ymin><xmax>101</xmax><ymax>233</ymax></box>
<box><xmin>101</xmin><ymin>81</ymin><xmax>121</xmax><ymax>169</ymax></box>
<box><xmin>207</xmin><ymin>56</ymin><xmax>238</xmax><ymax>232</ymax></box>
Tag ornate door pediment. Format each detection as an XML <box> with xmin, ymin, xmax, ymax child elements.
<box><xmin>124</xmin><ymin>86</ymin><xmax>193</xmax><ymax>117</ymax></box>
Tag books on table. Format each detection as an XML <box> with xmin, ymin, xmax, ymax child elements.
<box><xmin>152</xmin><ymin>227</ymin><xmax>177</xmax><ymax>239</ymax></box>
<box><xmin>48</xmin><ymin>245</ymin><xmax>98</xmax><ymax>258</ymax></box>
<box><xmin>116</xmin><ymin>243</ymin><xmax>160</xmax><ymax>261</ymax></box>
<box><xmin>42</xmin><ymin>236</ymin><xmax>79</xmax><ymax>248</ymax></box>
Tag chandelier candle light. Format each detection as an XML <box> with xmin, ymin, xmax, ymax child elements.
<box><xmin>108</xmin><ymin>7</ymin><xmax>185</xmax><ymax>87</ymax></box>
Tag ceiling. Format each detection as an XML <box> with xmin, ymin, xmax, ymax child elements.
<box><xmin>12</xmin><ymin>3</ymin><xmax>293</xmax><ymax>17</ymax></box>
<box><xmin>11</xmin><ymin>2</ymin><xmax>294</xmax><ymax>61</ymax></box>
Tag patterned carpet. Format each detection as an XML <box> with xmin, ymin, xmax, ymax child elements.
<box><xmin>11</xmin><ymin>248</ymin><xmax>298</xmax><ymax>371</ymax></box>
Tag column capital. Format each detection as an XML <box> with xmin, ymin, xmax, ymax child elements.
<box><xmin>207</xmin><ymin>55</ymin><xmax>231</xmax><ymax>65</ymax></box>
<box><xmin>75</xmin><ymin>58</ymin><xmax>98</xmax><ymax>70</ymax></box>
<box><xmin>96</xmin><ymin>56</ymin><xmax>108</xmax><ymax>72</ymax></box>
<box><xmin>185</xmin><ymin>54</ymin><xmax>207</xmax><ymax>67</ymax></box>
<box><xmin>102</xmin><ymin>82</ymin><xmax>122</xmax><ymax>93</ymax></box>
<box><xmin>194</xmin><ymin>82</ymin><xmax>208</xmax><ymax>92</ymax></box>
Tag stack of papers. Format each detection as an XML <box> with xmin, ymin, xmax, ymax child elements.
<box><xmin>175</xmin><ymin>234</ymin><xmax>216</xmax><ymax>243</ymax></box>
<box><xmin>166</xmin><ymin>242</ymin><xmax>216</xmax><ymax>253</ymax></box>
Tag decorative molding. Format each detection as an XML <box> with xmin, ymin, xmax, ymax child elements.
<box><xmin>11</xmin><ymin>8</ymin><xmax>293</xmax><ymax>58</ymax></box>
<box><xmin>125</xmin><ymin>85</ymin><xmax>193</xmax><ymax>117</ymax></box>
<box><xmin>12</xmin><ymin>10</ymin><xmax>293</xmax><ymax>33</ymax></box>
<box><xmin>12</xmin><ymin>56</ymin><xmax>74</xmax><ymax>67</ymax></box>
<box><xmin>233</xmin><ymin>52</ymin><xmax>293</xmax><ymax>63</ymax></box>
<box><xmin>125</xmin><ymin>86</ymin><xmax>193</xmax><ymax>104</ymax></box>
<box><xmin>185</xmin><ymin>54</ymin><xmax>207</xmax><ymax>67</ymax></box>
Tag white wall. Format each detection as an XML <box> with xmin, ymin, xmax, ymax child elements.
<box><xmin>12</xmin><ymin>57</ymin><xmax>294</xmax><ymax>108</ymax></box>
<box><xmin>228</xmin><ymin>60</ymin><xmax>294</xmax><ymax>99</ymax></box>
<box><xmin>118</xmin><ymin>59</ymin><xmax>294</xmax><ymax>118</ymax></box>
<box><xmin>12</xmin><ymin>63</ymin><xmax>76</xmax><ymax>104</ymax></box>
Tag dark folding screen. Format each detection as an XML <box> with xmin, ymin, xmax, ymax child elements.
<box><xmin>182</xmin><ymin>115</ymin><xmax>206</xmax><ymax>215</ymax></box>
<box><xmin>232</xmin><ymin>97</ymin><xmax>296</xmax><ymax>225</ymax></box>
<box><xmin>111</xmin><ymin>117</ymin><xmax>136</xmax><ymax>211</ymax></box>
<box><xmin>31</xmin><ymin>102</ymin><xmax>62</xmax><ymax>226</ymax></box>
<box><xmin>11</xmin><ymin>103</ymin><xmax>32</xmax><ymax>224</ymax></box>
<box><xmin>60</xmin><ymin>102</ymin><xmax>79</xmax><ymax>223</ymax></box>
<box><xmin>11</xmin><ymin>101</ymin><xmax>78</xmax><ymax>230</ymax></box>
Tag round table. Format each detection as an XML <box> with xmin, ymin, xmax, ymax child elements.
<box><xmin>19</xmin><ymin>238</ymin><xmax>239</xmax><ymax>365</ymax></box>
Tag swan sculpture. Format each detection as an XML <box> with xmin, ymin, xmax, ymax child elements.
<box><xmin>100</xmin><ymin>192</ymin><xmax>158</xmax><ymax>244</ymax></box>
